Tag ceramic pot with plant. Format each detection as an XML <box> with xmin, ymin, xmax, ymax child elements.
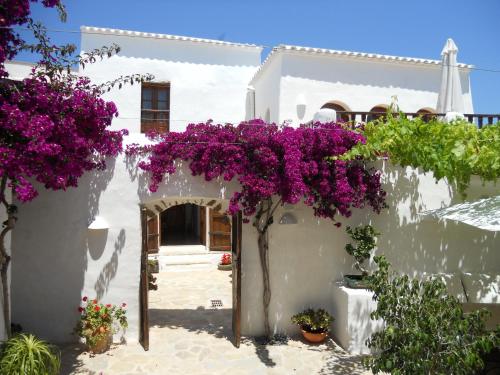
<box><xmin>75</xmin><ymin>297</ymin><xmax>128</xmax><ymax>354</ymax></box>
<box><xmin>291</xmin><ymin>308</ymin><xmax>333</xmax><ymax>343</ymax></box>
<box><xmin>217</xmin><ymin>253</ymin><xmax>232</xmax><ymax>271</ymax></box>
<box><xmin>344</xmin><ymin>224</ymin><xmax>379</xmax><ymax>289</ymax></box>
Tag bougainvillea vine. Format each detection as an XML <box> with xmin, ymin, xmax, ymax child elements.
<box><xmin>0</xmin><ymin>0</ymin><xmax>133</xmax><ymax>337</ymax></box>
<box><xmin>129</xmin><ymin>120</ymin><xmax>387</xmax><ymax>336</ymax></box>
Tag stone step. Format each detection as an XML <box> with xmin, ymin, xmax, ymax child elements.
<box><xmin>157</xmin><ymin>245</ymin><xmax>209</xmax><ymax>256</ymax></box>
<box><xmin>150</xmin><ymin>252</ymin><xmax>229</xmax><ymax>270</ymax></box>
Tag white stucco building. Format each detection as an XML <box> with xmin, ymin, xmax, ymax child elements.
<box><xmin>2</xmin><ymin>27</ymin><xmax>498</xmax><ymax>349</ymax></box>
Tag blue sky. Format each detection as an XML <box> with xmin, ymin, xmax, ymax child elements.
<box><xmin>18</xmin><ymin>0</ymin><xmax>500</xmax><ymax>113</ymax></box>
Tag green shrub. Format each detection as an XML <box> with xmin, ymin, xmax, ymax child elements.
<box><xmin>365</xmin><ymin>255</ymin><xmax>500</xmax><ymax>375</ymax></box>
<box><xmin>341</xmin><ymin>114</ymin><xmax>500</xmax><ymax>196</ymax></box>
<box><xmin>345</xmin><ymin>224</ymin><xmax>379</xmax><ymax>276</ymax></box>
<box><xmin>0</xmin><ymin>333</ymin><xmax>60</xmax><ymax>375</ymax></box>
<box><xmin>291</xmin><ymin>308</ymin><xmax>333</xmax><ymax>333</ymax></box>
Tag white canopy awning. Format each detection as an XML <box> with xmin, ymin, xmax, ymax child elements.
<box><xmin>420</xmin><ymin>196</ymin><xmax>500</xmax><ymax>232</ymax></box>
<box><xmin>436</xmin><ymin>38</ymin><xmax>465</xmax><ymax>113</ymax></box>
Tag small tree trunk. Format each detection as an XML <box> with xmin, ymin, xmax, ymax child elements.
<box><xmin>257</xmin><ymin>225</ymin><xmax>271</xmax><ymax>337</ymax></box>
<box><xmin>253</xmin><ymin>198</ymin><xmax>281</xmax><ymax>339</ymax></box>
<box><xmin>0</xmin><ymin>176</ymin><xmax>14</xmax><ymax>339</ymax></box>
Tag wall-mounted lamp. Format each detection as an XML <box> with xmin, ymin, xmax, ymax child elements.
<box><xmin>296</xmin><ymin>94</ymin><xmax>307</xmax><ymax>120</ymax></box>
<box><xmin>88</xmin><ymin>216</ymin><xmax>109</xmax><ymax>230</ymax></box>
<box><xmin>279</xmin><ymin>212</ymin><xmax>298</xmax><ymax>225</ymax></box>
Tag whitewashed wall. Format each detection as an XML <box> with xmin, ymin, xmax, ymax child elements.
<box><xmin>10</xmin><ymin>147</ymin><xmax>240</xmax><ymax>343</ymax></box>
<box><xmin>240</xmin><ymin>161</ymin><xmax>499</xmax><ymax>336</ymax></box>
<box><xmin>253</xmin><ymin>51</ymin><xmax>473</xmax><ymax>126</ymax></box>
<box><xmin>80</xmin><ymin>31</ymin><xmax>262</xmax><ymax>134</ymax></box>
<box><xmin>252</xmin><ymin>53</ymin><xmax>283</xmax><ymax>123</ymax></box>
<box><xmin>9</xmin><ymin>146</ymin><xmax>499</xmax><ymax>343</ymax></box>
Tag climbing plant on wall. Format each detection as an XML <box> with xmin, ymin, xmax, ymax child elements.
<box><xmin>0</xmin><ymin>0</ymin><xmax>152</xmax><ymax>337</ymax></box>
<box><xmin>129</xmin><ymin>120</ymin><xmax>387</xmax><ymax>337</ymax></box>
<box><xmin>341</xmin><ymin>114</ymin><xmax>500</xmax><ymax>195</ymax></box>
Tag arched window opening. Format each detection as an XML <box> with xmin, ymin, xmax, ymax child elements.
<box><xmin>416</xmin><ymin>108</ymin><xmax>436</xmax><ymax>122</ymax></box>
<box><xmin>367</xmin><ymin>105</ymin><xmax>388</xmax><ymax>122</ymax></box>
<box><xmin>321</xmin><ymin>102</ymin><xmax>350</xmax><ymax>122</ymax></box>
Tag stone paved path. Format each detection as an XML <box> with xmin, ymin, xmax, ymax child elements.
<box><xmin>61</xmin><ymin>264</ymin><xmax>372</xmax><ymax>374</ymax></box>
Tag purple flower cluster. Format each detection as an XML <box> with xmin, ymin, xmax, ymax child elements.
<box><xmin>0</xmin><ymin>0</ymin><xmax>60</xmax><ymax>77</ymax></box>
<box><xmin>0</xmin><ymin>74</ymin><xmax>125</xmax><ymax>201</ymax></box>
<box><xmin>134</xmin><ymin>120</ymin><xmax>386</xmax><ymax>223</ymax></box>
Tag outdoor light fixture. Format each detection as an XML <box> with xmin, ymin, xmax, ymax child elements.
<box><xmin>296</xmin><ymin>94</ymin><xmax>307</xmax><ymax>120</ymax></box>
<box><xmin>279</xmin><ymin>212</ymin><xmax>298</xmax><ymax>225</ymax></box>
<box><xmin>88</xmin><ymin>216</ymin><xmax>109</xmax><ymax>230</ymax></box>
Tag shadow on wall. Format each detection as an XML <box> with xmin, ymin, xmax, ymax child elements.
<box><xmin>283</xmin><ymin>53</ymin><xmax>471</xmax><ymax>95</ymax></box>
<box><xmin>84</xmin><ymin>34</ymin><xmax>260</xmax><ymax>67</ymax></box>
<box><xmin>124</xmin><ymin>155</ymin><xmax>236</xmax><ymax>205</ymax></box>
<box><xmin>361</xmin><ymin>161</ymin><xmax>499</xmax><ymax>278</ymax></box>
<box><xmin>94</xmin><ymin>229</ymin><xmax>126</xmax><ymax>300</ymax></box>
<box><xmin>10</xmin><ymin>157</ymin><xmax>117</xmax><ymax>343</ymax></box>
<box><xmin>242</xmin><ymin>161</ymin><xmax>499</xmax><ymax>337</ymax></box>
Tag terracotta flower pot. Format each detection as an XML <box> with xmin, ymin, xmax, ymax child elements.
<box><xmin>217</xmin><ymin>263</ymin><xmax>232</xmax><ymax>271</ymax></box>
<box><xmin>301</xmin><ymin>329</ymin><xmax>328</xmax><ymax>343</ymax></box>
<box><xmin>87</xmin><ymin>332</ymin><xmax>111</xmax><ymax>354</ymax></box>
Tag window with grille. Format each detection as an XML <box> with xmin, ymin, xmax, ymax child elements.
<box><xmin>141</xmin><ymin>83</ymin><xmax>170</xmax><ymax>133</ymax></box>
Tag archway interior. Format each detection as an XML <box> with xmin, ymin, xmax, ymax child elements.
<box><xmin>160</xmin><ymin>203</ymin><xmax>202</xmax><ymax>246</ymax></box>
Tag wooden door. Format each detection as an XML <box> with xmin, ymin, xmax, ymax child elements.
<box><xmin>209</xmin><ymin>209</ymin><xmax>232</xmax><ymax>251</ymax></box>
<box><xmin>147</xmin><ymin>215</ymin><xmax>159</xmax><ymax>253</ymax></box>
<box><xmin>232</xmin><ymin>211</ymin><xmax>242</xmax><ymax>348</ymax></box>
<box><xmin>200</xmin><ymin>206</ymin><xmax>206</xmax><ymax>245</ymax></box>
<box><xmin>139</xmin><ymin>207</ymin><xmax>150</xmax><ymax>351</ymax></box>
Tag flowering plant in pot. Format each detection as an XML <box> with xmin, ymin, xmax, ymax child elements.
<box><xmin>75</xmin><ymin>297</ymin><xmax>128</xmax><ymax>353</ymax></box>
<box><xmin>344</xmin><ymin>224</ymin><xmax>379</xmax><ymax>289</ymax></box>
<box><xmin>291</xmin><ymin>308</ymin><xmax>333</xmax><ymax>343</ymax></box>
<box><xmin>217</xmin><ymin>253</ymin><xmax>232</xmax><ymax>271</ymax></box>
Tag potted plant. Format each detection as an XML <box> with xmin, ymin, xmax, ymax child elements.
<box><xmin>344</xmin><ymin>224</ymin><xmax>379</xmax><ymax>288</ymax></box>
<box><xmin>75</xmin><ymin>297</ymin><xmax>128</xmax><ymax>354</ymax></box>
<box><xmin>291</xmin><ymin>308</ymin><xmax>333</xmax><ymax>343</ymax></box>
<box><xmin>217</xmin><ymin>253</ymin><xmax>232</xmax><ymax>271</ymax></box>
<box><xmin>0</xmin><ymin>333</ymin><xmax>60</xmax><ymax>374</ymax></box>
<box><xmin>148</xmin><ymin>258</ymin><xmax>159</xmax><ymax>273</ymax></box>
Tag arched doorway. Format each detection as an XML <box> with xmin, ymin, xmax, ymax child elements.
<box><xmin>139</xmin><ymin>198</ymin><xmax>242</xmax><ymax>351</ymax></box>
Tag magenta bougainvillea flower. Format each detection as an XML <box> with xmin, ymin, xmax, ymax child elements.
<box><xmin>130</xmin><ymin>120</ymin><xmax>386</xmax><ymax>224</ymax></box>
<box><xmin>0</xmin><ymin>75</ymin><xmax>126</xmax><ymax>202</ymax></box>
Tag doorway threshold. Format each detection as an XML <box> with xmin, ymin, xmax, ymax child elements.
<box><xmin>158</xmin><ymin>245</ymin><xmax>208</xmax><ymax>256</ymax></box>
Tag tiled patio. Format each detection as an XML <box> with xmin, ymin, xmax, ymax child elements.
<box><xmin>60</xmin><ymin>264</ymin><xmax>372</xmax><ymax>374</ymax></box>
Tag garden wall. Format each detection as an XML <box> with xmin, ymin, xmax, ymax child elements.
<box><xmin>8</xmin><ymin>154</ymin><xmax>499</xmax><ymax>343</ymax></box>
<box><xmin>240</xmin><ymin>161</ymin><xmax>499</xmax><ymax>336</ymax></box>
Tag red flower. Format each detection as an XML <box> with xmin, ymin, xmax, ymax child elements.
<box><xmin>106</xmin><ymin>304</ymin><xmax>111</xmax><ymax>308</ymax></box>
<box><xmin>92</xmin><ymin>299</ymin><xmax>98</xmax><ymax>304</ymax></box>
<box><xmin>78</xmin><ymin>307</ymin><xmax>84</xmax><ymax>313</ymax></box>
<box><xmin>122</xmin><ymin>303</ymin><xmax>126</xmax><ymax>308</ymax></box>
<box><xmin>94</xmin><ymin>306</ymin><xmax>100</xmax><ymax>312</ymax></box>
<box><xmin>82</xmin><ymin>296</ymin><xmax>88</xmax><ymax>302</ymax></box>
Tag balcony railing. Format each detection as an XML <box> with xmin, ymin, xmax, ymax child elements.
<box><xmin>333</xmin><ymin>111</ymin><xmax>500</xmax><ymax>128</ymax></box>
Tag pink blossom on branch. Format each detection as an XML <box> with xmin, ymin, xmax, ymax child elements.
<box><xmin>133</xmin><ymin>120</ymin><xmax>387</xmax><ymax>224</ymax></box>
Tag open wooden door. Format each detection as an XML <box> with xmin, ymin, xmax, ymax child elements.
<box><xmin>209</xmin><ymin>210</ymin><xmax>232</xmax><ymax>251</ymax></box>
<box><xmin>139</xmin><ymin>206</ymin><xmax>150</xmax><ymax>351</ymax></box>
<box><xmin>231</xmin><ymin>211</ymin><xmax>242</xmax><ymax>348</ymax></box>
<box><xmin>200</xmin><ymin>206</ymin><xmax>206</xmax><ymax>246</ymax></box>
<box><xmin>147</xmin><ymin>214</ymin><xmax>159</xmax><ymax>253</ymax></box>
